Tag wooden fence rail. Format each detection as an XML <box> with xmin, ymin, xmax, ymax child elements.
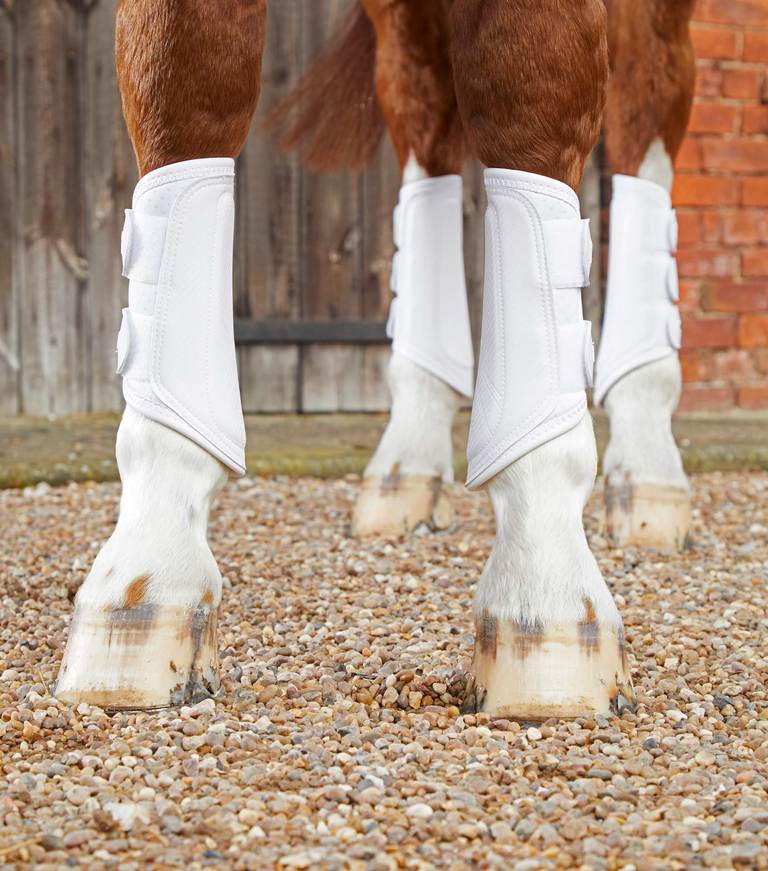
<box><xmin>0</xmin><ymin>0</ymin><xmax>601</xmax><ymax>417</ymax></box>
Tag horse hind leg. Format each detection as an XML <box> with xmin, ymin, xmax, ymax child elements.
<box><xmin>56</xmin><ymin>0</ymin><xmax>266</xmax><ymax>709</ymax></box>
<box><xmin>451</xmin><ymin>0</ymin><xmax>635</xmax><ymax>719</ymax></box>
<box><xmin>595</xmin><ymin>0</ymin><xmax>696</xmax><ymax>552</ymax></box>
<box><xmin>351</xmin><ymin>0</ymin><xmax>473</xmax><ymax>537</ymax></box>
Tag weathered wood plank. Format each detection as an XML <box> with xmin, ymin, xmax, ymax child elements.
<box><xmin>298</xmin><ymin>1</ymin><xmax>368</xmax><ymax>412</ymax></box>
<box><xmin>0</xmin><ymin>5</ymin><xmax>19</xmax><ymax>414</ymax></box>
<box><xmin>84</xmin><ymin>0</ymin><xmax>137</xmax><ymax>412</ymax></box>
<box><xmin>16</xmin><ymin>0</ymin><xmax>87</xmax><ymax>416</ymax></box>
<box><xmin>237</xmin><ymin>0</ymin><xmax>303</xmax><ymax>412</ymax></box>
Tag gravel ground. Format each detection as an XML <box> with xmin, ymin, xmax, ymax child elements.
<box><xmin>1</xmin><ymin>472</ymin><xmax>767</xmax><ymax>870</ymax></box>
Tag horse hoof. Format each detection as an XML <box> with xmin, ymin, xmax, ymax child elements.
<box><xmin>604</xmin><ymin>482</ymin><xmax>691</xmax><ymax>551</ymax></box>
<box><xmin>461</xmin><ymin>615</ymin><xmax>636</xmax><ymax>721</ymax></box>
<box><xmin>351</xmin><ymin>474</ymin><xmax>453</xmax><ymax>537</ymax></box>
<box><xmin>55</xmin><ymin>602</ymin><xmax>220</xmax><ymax>710</ymax></box>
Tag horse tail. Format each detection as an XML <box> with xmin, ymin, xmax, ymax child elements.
<box><xmin>265</xmin><ymin>4</ymin><xmax>385</xmax><ymax>172</ymax></box>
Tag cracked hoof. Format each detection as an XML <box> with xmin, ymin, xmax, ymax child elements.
<box><xmin>55</xmin><ymin>601</ymin><xmax>220</xmax><ymax>710</ymax></box>
<box><xmin>604</xmin><ymin>481</ymin><xmax>691</xmax><ymax>551</ymax></box>
<box><xmin>461</xmin><ymin>615</ymin><xmax>636</xmax><ymax>721</ymax></box>
<box><xmin>351</xmin><ymin>473</ymin><xmax>453</xmax><ymax>537</ymax></box>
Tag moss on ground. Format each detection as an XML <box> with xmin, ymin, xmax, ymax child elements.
<box><xmin>1</xmin><ymin>410</ymin><xmax>767</xmax><ymax>489</ymax></box>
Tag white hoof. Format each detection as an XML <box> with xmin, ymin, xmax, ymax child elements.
<box><xmin>465</xmin><ymin>415</ymin><xmax>635</xmax><ymax>720</ymax></box>
<box><xmin>56</xmin><ymin>602</ymin><xmax>219</xmax><ymax>710</ymax></box>
<box><xmin>352</xmin><ymin>473</ymin><xmax>453</xmax><ymax>537</ymax></box>
<box><xmin>602</xmin><ymin>356</ymin><xmax>691</xmax><ymax>551</ymax></box>
<box><xmin>56</xmin><ymin>408</ymin><xmax>227</xmax><ymax>710</ymax></box>
<box><xmin>353</xmin><ymin>353</ymin><xmax>460</xmax><ymax>536</ymax></box>
<box><xmin>462</xmin><ymin>613</ymin><xmax>634</xmax><ymax>721</ymax></box>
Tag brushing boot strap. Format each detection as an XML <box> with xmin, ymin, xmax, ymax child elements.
<box><xmin>387</xmin><ymin>175</ymin><xmax>475</xmax><ymax>398</ymax></box>
<box><xmin>466</xmin><ymin>169</ymin><xmax>595</xmax><ymax>490</ymax></box>
<box><xmin>594</xmin><ymin>174</ymin><xmax>681</xmax><ymax>406</ymax></box>
<box><xmin>116</xmin><ymin>158</ymin><xmax>246</xmax><ymax>475</ymax></box>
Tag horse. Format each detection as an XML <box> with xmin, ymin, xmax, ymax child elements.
<box><xmin>55</xmin><ymin>0</ymin><xmax>696</xmax><ymax>721</ymax></box>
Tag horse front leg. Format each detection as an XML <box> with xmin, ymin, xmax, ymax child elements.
<box><xmin>451</xmin><ymin>0</ymin><xmax>635</xmax><ymax>719</ymax></box>
<box><xmin>595</xmin><ymin>0</ymin><xmax>696</xmax><ymax>552</ymax></box>
<box><xmin>351</xmin><ymin>0</ymin><xmax>474</xmax><ymax>537</ymax></box>
<box><xmin>56</xmin><ymin>0</ymin><xmax>266</xmax><ymax>709</ymax></box>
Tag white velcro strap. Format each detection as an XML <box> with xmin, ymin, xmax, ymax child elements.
<box><xmin>666</xmin><ymin>259</ymin><xmax>680</xmax><ymax>302</ymax></box>
<box><xmin>583</xmin><ymin>321</ymin><xmax>596</xmax><ymax>388</ymax></box>
<box><xmin>558</xmin><ymin>320</ymin><xmax>594</xmax><ymax>392</ymax></box>
<box><xmin>115</xmin><ymin>308</ymin><xmax>153</xmax><ymax>380</ymax></box>
<box><xmin>543</xmin><ymin>218</ymin><xmax>592</xmax><ymax>289</ymax></box>
<box><xmin>668</xmin><ymin>210</ymin><xmax>679</xmax><ymax>252</ymax></box>
<box><xmin>667</xmin><ymin>307</ymin><xmax>682</xmax><ymax>350</ymax></box>
<box><xmin>389</xmin><ymin>250</ymin><xmax>400</xmax><ymax>294</ymax></box>
<box><xmin>121</xmin><ymin>209</ymin><xmax>168</xmax><ymax>284</ymax></box>
<box><xmin>385</xmin><ymin>297</ymin><xmax>397</xmax><ymax>340</ymax></box>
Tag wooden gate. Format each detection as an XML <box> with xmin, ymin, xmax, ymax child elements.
<box><xmin>0</xmin><ymin>0</ymin><xmax>601</xmax><ymax>417</ymax></box>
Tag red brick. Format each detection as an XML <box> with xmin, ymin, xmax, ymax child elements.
<box><xmin>702</xmin><ymin>210</ymin><xmax>723</xmax><ymax>243</ymax></box>
<box><xmin>742</xmin><ymin>248</ymin><xmax>768</xmax><ymax>277</ymax></box>
<box><xmin>742</xmin><ymin>177</ymin><xmax>768</xmax><ymax>206</ymax></box>
<box><xmin>679</xmin><ymin>279</ymin><xmax>703</xmax><ymax>314</ymax></box>
<box><xmin>677</xmin><ymin>211</ymin><xmax>702</xmax><ymax>247</ymax></box>
<box><xmin>722</xmin><ymin>209</ymin><xmax>767</xmax><ymax>245</ymax></box>
<box><xmin>689</xmin><ymin>102</ymin><xmax>738</xmax><ymax>134</ymax></box>
<box><xmin>712</xmin><ymin>348</ymin><xmax>758</xmax><ymax>381</ymax></box>
<box><xmin>682</xmin><ymin>315</ymin><xmax>739</xmax><ymax>348</ymax></box>
<box><xmin>676</xmin><ymin>138</ymin><xmax>703</xmax><ymax>172</ymax></box>
<box><xmin>701</xmin><ymin>137</ymin><xmax>768</xmax><ymax>172</ymax></box>
<box><xmin>677</xmin><ymin>247</ymin><xmax>739</xmax><ymax>278</ymax></box>
<box><xmin>744</xmin><ymin>31</ymin><xmax>768</xmax><ymax>63</ymax></box>
<box><xmin>742</xmin><ymin>104</ymin><xmax>768</xmax><ymax>134</ymax></box>
<box><xmin>697</xmin><ymin>0</ymin><xmax>768</xmax><ymax>26</ymax></box>
<box><xmin>695</xmin><ymin>66</ymin><xmax>723</xmax><ymax>98</ymax></box>
<box><xmin>721</xmin><ymin>68</ymin><xmax>763</xmax><ymax>100</ymax></box>
<box><xmin>754</xmin><ymin>347</ymin><xmax>768</xmax><ymax>374</ymax></box>
<box><xmin>679</xmin><ymin>386</ymin><xmax>735</xmax><ymax>411</ymax></box>
<box><xmin>739</xmin><ymin>313</ymin><xmax>768</xmax><ymax>346</ymax></box>
<box><xmin>680</xmin><ymin>347</ymin><xmax>758</xmax><ymax>384</ymax></box>
<box><xmin>681</xmin><ymin>349</ymin><xmax>715</xmax><ymax>382</ymax></box>
<box><xmin>673</xmin><ymin>174</ymin><xmax>740</xmax><ymax>206</ymax></box>
<box><xmin>738</xmin><ymin>385</ymin><xmax>768</xmax><ymax>408</ymax></box>
<box><xmin>702</xmin><ymin>281</ymin><xmax>768</xmax><ymax>312</ymax></box>
<box><xmin>691</xmin><ymin>25</ymin><xmax>740</xmax><ymax>59</ymax></box>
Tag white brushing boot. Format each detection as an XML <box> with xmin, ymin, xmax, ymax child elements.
<box><xmin>352</xmin><ymin>175</ymin><xmax>474</xmax><ymax>536</ymax></box>
<box><xmin>594</xmin><ymin>175</ymin><xmax>690</xmax><ymax>551</ymax></box>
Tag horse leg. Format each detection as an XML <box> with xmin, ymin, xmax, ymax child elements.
<box><xmin>56</xmin><ymin>0</ymin><xmax>265</xmax><ymax>708</ymax></box>
<box><xmin>451</xmin><ymin>0</ymin><xmax>634</xmax><ymax>718</ymax></box>
<box><xmin>595</xmin><ymin>0</ymin><xmax>696</xmax><ymax>552</ymax></box>
<box><xmin>351</xmin><ymin>0</ymin><xmax>473</xmax><ymax>538</ymax></box>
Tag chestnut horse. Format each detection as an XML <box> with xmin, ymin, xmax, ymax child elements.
<box><xmin>55</xmin><ymin>0</ymin><xmax>696</xmax><ymax>720</ymax></box>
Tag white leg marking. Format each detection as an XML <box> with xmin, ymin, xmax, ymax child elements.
<box><xmin>403</xmin><ymin>151</ymin><xmax>429</xmax><ymax>184</ymax></box>
<box><xmin>352</xmin><ymin>354</ymin><xmax>460</xmax><ymax>536</ymax></box>
<box><xmin>365</xmin><ymin>352</ymin><xmax>459</xmax><ymax>481</ymax></box>
<box><xmin>603</xmin><ymin>355</ymin><xmax>688</xmax><ymax>491</ymax></box>
<box><xmin>477</xmin><ymin>415</ymin><xmax>619</xmax><ymax>628</ymax></box>
<box><xmin>637</xmin><ymin>137</ymin><xmax>674</xmax><ymax>192</ymax></box>
<box><xmin>56</xmin><ymin>408</ymin><xmax>227</xmax><ymax>708</ymax></box>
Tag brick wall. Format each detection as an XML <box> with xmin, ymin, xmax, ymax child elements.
<box><xmin>674</xmin><ymin>0</ymin><xmax>768</xmax><ymax>411</ymax></box>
